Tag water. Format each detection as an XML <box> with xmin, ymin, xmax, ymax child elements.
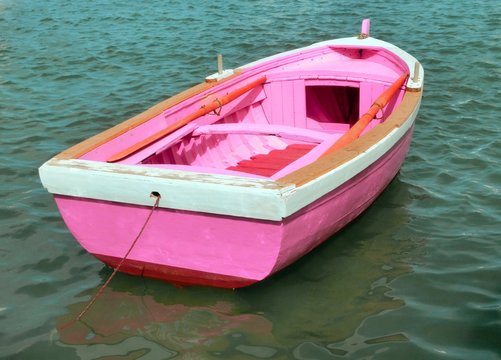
<box><xmin>1</xmin><ymin>0</ymin><xmax>500</xmax><ymax>358</ymax></box>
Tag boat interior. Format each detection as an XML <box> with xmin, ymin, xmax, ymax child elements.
<box><xmin>80</xmin><ymin>46</ymin><xmax>408</xmax><ymax>179</ymax></box>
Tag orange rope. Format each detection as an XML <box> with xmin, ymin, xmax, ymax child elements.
<box><xmin>60</xmin><ymin>193</ymin><xmax>161</xmax><ymax>330</ymax></box>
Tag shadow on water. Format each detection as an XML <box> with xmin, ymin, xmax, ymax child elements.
<box><xmin>15</xmin><ymin>177</ymin><xmax>422</xmax><ymax>360</ymax></box>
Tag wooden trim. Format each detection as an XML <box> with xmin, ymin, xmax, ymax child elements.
<box><xmin>406</xmin><ymin>86</ymin><xmax>423</xmax><ymax>93</ymax></box>
<box><xmin>277</xmin><ymin>90</ymin><xmax>422</xmax><ymax>187</ymax></box>
<box><xmin>55</xmin><ymin>70</ymin><xmax>242</xmax><ymax>160</ymax></box>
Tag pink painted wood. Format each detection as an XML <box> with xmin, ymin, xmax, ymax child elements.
<box><xmin>53</xmin><ymin>127</ymin><xmax>414</xmax><ymax>287</ymax></box>
<box><xmin>41</xmin><ymin>24</ymin><xmax>422</xmax><ymax>287</ymax></box>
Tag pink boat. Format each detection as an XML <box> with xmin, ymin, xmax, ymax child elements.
<box><xmin>39</xmin><ymin>20</ymin><xmax>423</xmax><ymax>288</ymax></box>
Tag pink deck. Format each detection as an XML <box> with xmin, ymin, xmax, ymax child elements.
<box><xmin>55</xmin><ymin>127</ymin><xmax>414</xmax><ymax>287</ymax></box>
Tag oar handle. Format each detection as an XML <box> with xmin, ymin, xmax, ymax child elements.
<box><xmin>107</xmin><ymin>76</ymin><xmax>267</xmax><ymax>162</ymax></box>
<box><xmin>321</xmin><ymin>73</ymin><xmax>409</xmax><ymax>157</ymax></box>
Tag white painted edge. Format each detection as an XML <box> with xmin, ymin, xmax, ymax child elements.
<box><xmin>39</xmin><ymin>160</ymin><xmax>295</xmax><ymax>221</ymax></box>
<box><xmin>40</xmin><ymin>94</ymin><xmax>418</xmax><ymax>222</ymax></box>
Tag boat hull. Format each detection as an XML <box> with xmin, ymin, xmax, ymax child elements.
<box><xmin>40</xmin><ymin>25</ymin><xmax>425</xmax><ymax>287</ymax></box>
<box><xmin>54</xmin><ymin>126</ymin><xmax>414</xmax><ymax>288</ymax></box>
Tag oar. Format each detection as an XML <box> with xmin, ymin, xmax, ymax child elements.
<box><xmin>321</xmin><ymin>73</ymin><xmax>409</xmax><ymax>157</ymax></box>
<box><xmin>107</xmin><ymin>76</ymin><xmax>267</xmax><ymax>162</ymax></box>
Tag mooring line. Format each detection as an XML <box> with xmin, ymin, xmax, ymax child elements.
<box><xmin>60</xmin><ymin>192</ymin><xmax>161</xmax><ymax>330</ymax></box>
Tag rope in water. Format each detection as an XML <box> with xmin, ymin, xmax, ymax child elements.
<box><xmin>60</xmin><ymin>192</ymin><xmax>161</xmax><ymax>330</ymax></box>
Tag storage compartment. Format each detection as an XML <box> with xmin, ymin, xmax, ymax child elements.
<box><xmin>305</xmin><ymin>86</ymin><xmax>359</xmax><ymax>131</ymax></box>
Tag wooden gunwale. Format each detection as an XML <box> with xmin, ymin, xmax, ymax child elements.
<box><xmin>277</xmin><ymin>89</ymin><xmax>422</xmax><ymax>187</ymax></box>
<box><xmin>55</xmin><ymin>71</ymin><xmax>242</xmax><ymax>160</ymax></box>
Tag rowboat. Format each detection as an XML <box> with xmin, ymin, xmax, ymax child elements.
<box><xmin>39</xmin><ymin>19</ymin><xmax>423</xmax><ymax>288</ymax></box>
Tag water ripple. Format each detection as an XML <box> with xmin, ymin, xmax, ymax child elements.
<box><xmin>1</xmin><ymin>0</ymin><xmax>500</xmax><ymax>359</ymax></box>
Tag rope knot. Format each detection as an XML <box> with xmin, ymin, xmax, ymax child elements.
<box><xmin>210</xmin><ymin>98</ymin><xmax>223</xmax><ymax>116</ymax></box>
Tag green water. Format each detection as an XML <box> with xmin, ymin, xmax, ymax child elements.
<box><xmin>1</xmin><ymin>0</ymin><xmax>500</xmax><ymax>359</ymax></box>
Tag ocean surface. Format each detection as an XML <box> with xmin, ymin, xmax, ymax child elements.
<box><xmin>1</xmin><ymin>0</ymin><xmax>500</xmax><ymax>359</ymax></box>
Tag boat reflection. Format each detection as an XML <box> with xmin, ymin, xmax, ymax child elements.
<box><xmin>56</xmin><ymin>284</ymin><xmax>277</xmax><ymax>359</ymax></box>
<box><xmin>55</xmin><ymin>177</ymin><xmax>422</xmax><ymax>359</ymax></box>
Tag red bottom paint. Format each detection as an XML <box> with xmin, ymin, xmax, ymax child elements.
<box><xmin>94</xmin><ymin>254</ymin><xmax>257</xmax><ymax>288</ymax></box>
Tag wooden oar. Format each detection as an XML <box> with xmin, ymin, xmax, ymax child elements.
<box><xmin>321</xmin><ymin>73</ymin><xmax>409</xmax><ymax>157</ymax></box>
<box><xmin>107</xmin><ymin>76</ymin><xmax>267</xmax><ymax>162</ymax></box>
